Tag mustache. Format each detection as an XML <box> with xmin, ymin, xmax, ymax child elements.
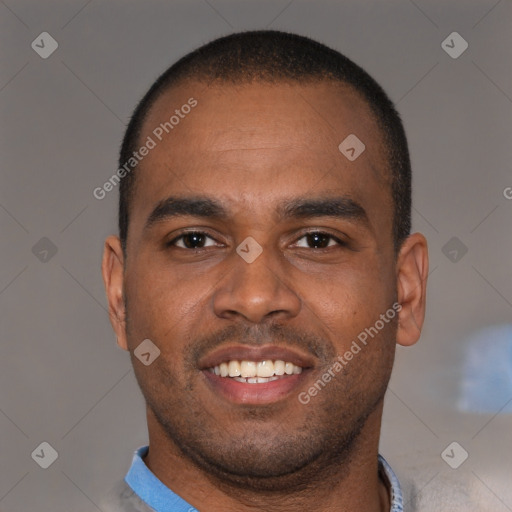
<box><xmin>186</xmin><ymin>322</ymin><xmax>337</xmax><ymax>368</ymax></box>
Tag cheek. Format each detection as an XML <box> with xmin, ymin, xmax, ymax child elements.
<box><xmin>124</xmin><ymin>260</ymin><xmax>212</xmax><ymax>349</ymax></box>
<box><xmin>307</xmin><ymin>261</ymin><xmax>395</xmax><ymax>335</ymax></box>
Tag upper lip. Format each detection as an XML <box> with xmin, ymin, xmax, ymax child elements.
<box><xmin>198</xmin><ymin>344</ymin><xmax>316</xmax><ymax>370</ymax></box>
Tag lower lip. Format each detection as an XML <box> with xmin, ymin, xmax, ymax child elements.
<box><xmin>202</xmin><ymin>370</ymin><xmax>308</xmax><ymax>404</ymax></box>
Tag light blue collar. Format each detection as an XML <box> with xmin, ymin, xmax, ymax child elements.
<box><xmin>125</xmin><ymin>446</ymin><xmax>197</xmax><ymax>512</ymax></box>
<box><xmin>125</xmin><ymin>446</ymin><xmax>403</xmax><ymax>511</ymax></box>
<box><xmin>378</xmin><ymin>454</ymin><xmax>404</xmax><ymax>512</ymax></box>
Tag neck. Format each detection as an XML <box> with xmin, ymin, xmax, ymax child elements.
<box><xmin>144</xmin><ymin>403</ymin><xmax>390</xmax><ymax>512</ymax></box>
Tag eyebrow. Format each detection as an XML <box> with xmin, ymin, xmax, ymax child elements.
<box><xmin>278</xmin><ymin>197</ymin><xmax>368</xmax><ymax>225</ymax></box>
<box><xmin>144</xmin><ymin>195</ymin><xmax>369</xmax><ymax>230</ymax></box>
<box><xmin>145</xmin><ymin>197</ymin><xmax>228</xmax><ymax>229</ymax></box>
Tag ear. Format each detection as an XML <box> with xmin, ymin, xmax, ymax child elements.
<box><xmin>395</xmin><ymin>232</ymin><xmax>429</xmax><ymax>347</ymax></box>
<box><xmin>101</xmin><ymin>235</ymin><xmax>128</xmax><ymax>350</ymax></box>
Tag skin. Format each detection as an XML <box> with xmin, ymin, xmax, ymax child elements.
<box><xmin>102</xmin><ymin>80</ymin><xmax>428</xmax><ymax>512</ymax></box>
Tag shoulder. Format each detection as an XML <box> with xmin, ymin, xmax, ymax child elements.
<box><xmin>394</xmin><ymin>452</ymin><xmax>510</xmax><ymax>512</ymax></box>
<box><xmin>98</xmin><ymin>479</ymin><xmax>157</xmax><ymax>512</ymax></box>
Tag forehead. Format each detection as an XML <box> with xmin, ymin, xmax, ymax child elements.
<box><xmin>129</xmin><ymin>80</ymin><xmax>392</xmax><ymax>237</ymax></box>
<box><xmin>143</xmin><ymin>79</ymin><xmax>384</xmax><ymax>155</ymax></box>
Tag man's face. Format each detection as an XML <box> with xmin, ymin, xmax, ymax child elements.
<box><xmin>117</xmin><ymin>81</ymin><xmax>401</xmax><ymax>484</ymax></box>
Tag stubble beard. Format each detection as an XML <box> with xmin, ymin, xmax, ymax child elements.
<box><xmin>141</xmin><ymin>359</ymin><xmax>390</xmax><ymax>494</ymax></box>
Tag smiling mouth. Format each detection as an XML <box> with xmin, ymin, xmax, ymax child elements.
<box><xmin>207</xmin><ymin>359</ymin><xmax>303</xmax><ymax>384</ymax></box>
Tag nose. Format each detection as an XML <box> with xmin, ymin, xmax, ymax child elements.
<box><xmin>212</xmin><ymin>245</ymin><xmax>301</xmax><ymax>324</ymax></box>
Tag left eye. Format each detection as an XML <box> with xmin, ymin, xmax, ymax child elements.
<box><xmin>294</xmin><ymin>232</ymin><xmax>343</xmax><ymax>249</ymax></box>
<box><xmin>170</xmin><ymin>232</ymin><xmax>218</xmax><ymax>249</ymax></box>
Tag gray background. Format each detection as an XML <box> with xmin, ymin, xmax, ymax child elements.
<box><xmin>1</xmin><ymin>0</ymin><xmax>511</xmax><ymax>510</ymax></box>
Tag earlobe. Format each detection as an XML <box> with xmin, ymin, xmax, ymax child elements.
<box><xmin>395</xmin><ymin>233</ymin><xmax>429</xmax><ymax>347</ymax></box>
<box><xmin>101</xmin><ymin>236</ymin><xmax>129</xmax><ymax>351</ymax></box>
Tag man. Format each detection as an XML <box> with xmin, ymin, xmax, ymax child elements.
<box><xmin>101</xmin><ymin>30</ymin><xmax>428</xmax><ymax>512</ymax></box>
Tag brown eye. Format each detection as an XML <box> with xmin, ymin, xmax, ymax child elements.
<box><xmin>170</xmin><ymin>232</ymin><xmax>217</xmax><ymax>249</ymax></box>
<box><xmin>295</xmin><ymin>232</ymin><xmax>342</xmax><ymax>249</ymax></box>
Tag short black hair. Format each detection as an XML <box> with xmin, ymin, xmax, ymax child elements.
<box><xmin>118</xmin><ymin>30</ymin><xmax>411</xmax><ymax>254</ymax></box>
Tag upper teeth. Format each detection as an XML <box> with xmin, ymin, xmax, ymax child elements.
<box><xmin>211</xmin><ymin>360</ymin><xmax>303</xmax><ymax>378</ymax></box>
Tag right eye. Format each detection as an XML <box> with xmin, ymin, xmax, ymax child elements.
<box><xmin>167</xmin><ymin>231</ymin><xmax>220</xmax><ymax>249</ymax></box>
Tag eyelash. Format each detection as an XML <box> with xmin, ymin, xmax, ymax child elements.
<box><xmin>167</xmin><ymin>230</ymin><xmax>347</xmax><ymax>250</ymax></box>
